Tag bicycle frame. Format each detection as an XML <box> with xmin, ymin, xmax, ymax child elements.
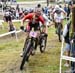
<box><xmin>20</xmin><ymin>29</ymin><xmax>38</xmax><ymax>70</ymax></box>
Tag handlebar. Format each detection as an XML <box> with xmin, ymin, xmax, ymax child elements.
<box><xmin>20</xmin><ymin>26</ymin><xmax>26</xmax><ymax>32</ymax></box>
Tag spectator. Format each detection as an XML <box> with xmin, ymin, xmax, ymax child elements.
<box><xmin>3</xmin><ymin>10</ymin><xmax>16</xmax><ymax>36</ymax></box>
<box><xmin>64</xmin><ymin>4</ymin><xmax>68</xmax><ymax>13</ymax></box>
<box><xmin>63</xmin><ymin>20</ymin><xmax>71</xmax><ymax>67</ymax></box>
<box><xmin>16</xmin><ymin>10</ymin><xmax>19</xmax><ymax>19</ymax></box>
<box><xmin>12</xmin><ymin>0</ymin><xmax>16</xmax><ymax>2</ymax></box>
<box><xmin>44</xmin><ymin>7</ymin><xmax>48</xmax><ymax>15</ymax></box>
<box><xmin>16</xmin><ymin>4</ymin><xmax>20</xmax><ymax>12</ymax></box>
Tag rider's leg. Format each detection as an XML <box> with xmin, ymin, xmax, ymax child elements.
<box><xmin>65</xmin><ymin>51</ymin><xmax>70</xmax><ymax>66</ymax></box>
<box><xmin>64</xmin><ymin>43</ymin><xmax>70</xmax><ymax>67</ymax></box>
<box><xmin>41</xmin><ymin>25</ymin><xmax>48</xmax><ymax>35</ymax></box>
<box><xmin>23</xmin><ymin>23</ymin><xmax>31</xmax><ymax>49</ymax></box>
<box><xmin>8</xmin><ymin>21</ymin><xmax>14</xmax><ymax>31</ymax></box>
<box><xmin>54</xmin><ymin>22</ymin><xmax>58</xmax><ymax>34</ymax></box>
<box><xmin>20</xmin><ymin>24</ymin><xmax>31</xmax><ymax>57</ymax></box>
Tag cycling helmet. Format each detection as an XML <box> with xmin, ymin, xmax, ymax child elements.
<box><xmin>55</xmin><ymin>5</ymin><xmax>60</xmax><ymax>9</ymax></box>
<box><xmin>37</xmin><ymin>4</ymin><xmax>41</xmax><ymax>8</ymax></box>
<box><xmin>24</xmin><ymin>9</ymin><xmax>28</xmax><ymax>15</ymax></box>
<box><xmin>29</xmin><ymin>8</ymin><xmax>34</xmax><ymax>13</ymax></box>
<box><xmin>35</xmin><ymin>7</ymin><xmax>42</xmax><ymax>16</ymax></box>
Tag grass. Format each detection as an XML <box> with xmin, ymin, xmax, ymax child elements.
<box><xmin>0</xmin><ymin>20</ymin><xmax>71</xmax><ymax>73</ymax></box>
<box><xmin>0</xmin><ymin>27</ymin><xmax>60</xmax><ymax>73</ymax></box>
<box><xmin>0</xmin><ymin>22</ymin><xmax>21</xmax><ymax>34</ymax></box>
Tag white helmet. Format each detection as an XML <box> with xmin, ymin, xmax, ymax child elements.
<box><xmin>55</xmin><ymin>5</ymin><xmax>60</xmax><ymax>9</ymax></box>
<box><xmin>35</xmin><ymin>7</ymin><xmax>42</xmax><ymax>15</ymax></box>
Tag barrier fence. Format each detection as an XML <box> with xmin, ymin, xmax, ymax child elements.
<box><xmin>0</xmin><ymin>20</ymin><xmax>22</xmax><ymax>41</ymax></box>
<box><xmin>0</xmin><ymin>20</ymin><xmax>22</xmax><ymax>22</ymax></box>
<box><xmin>0</xmin><ymin>30</ymin><xmax>22</xmax><ymax>40</ymax></box>
<box><xmin>59</xmin><ymin>37</ymin><xmax>75</xmax><ymax>73</ymax></box>
<box><xmin>1</xmin><ymin>19</ymin><xmax>75</xmax><ymax>73</ymax></box>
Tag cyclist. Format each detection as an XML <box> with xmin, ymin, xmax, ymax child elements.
<box><xmin>52</xmin><ymin>5</ymin><xmax>66</xmax><ymax>32</ymax></box>
<box><xmin>63</xmin><ymin>20</ymin><xmax>71</xmax><ymax>67</ymax></box>
<box><xmin>36</xmin><ymin>4</ymin><xmax>52</xmax><ymax>28</ymax></box>
<box><xmin>4</xmin><ymin>10</ymin><xmax>12</xmax><ymax>23</ymax></box>
<box><xmin>20</xmin><ymin>8</ymin><xmax>47</xmax><ymax>34</ymax></box>
<box><xmin>3</xmin><ymin>10</ymin><xmax>16</xmax><ymax>35</ymax></box>
<box><xmin>20</xmin><ymin>8</ymin><xmax>47</xmax><ymax>56</ymax></box>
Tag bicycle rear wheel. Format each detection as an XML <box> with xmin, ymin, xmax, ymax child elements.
<box><xmin>40</xmin><ymin>34</ymin><xmax>47</xmax><ymax>53</ymax></box>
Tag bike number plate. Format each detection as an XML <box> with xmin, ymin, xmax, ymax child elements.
<box><xmin>56</xmin><ymin>18</ymin><xmax>61</xmax><ymax>23</ymax></box>
<box><xmin>29</xmin><ymin>31</ymin><xmax>37</xmax><ymax>38</ymax></box>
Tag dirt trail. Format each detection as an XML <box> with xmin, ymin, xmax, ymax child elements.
<box><xmin>0</xmin><ymin>31</ymin><xmax>61</xmax><ymax>73</ymax></box>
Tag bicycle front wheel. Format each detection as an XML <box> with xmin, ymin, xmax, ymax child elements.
<box><xmin>20</xmin><ymin>41</ymin><xmax>31</xmax><ymax>70</ymax></box>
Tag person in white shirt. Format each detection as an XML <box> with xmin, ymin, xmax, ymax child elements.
<box><xmin>52</xmin><ymin>5</ymin><xmax>66</xmax><ymax>28</ymax></box>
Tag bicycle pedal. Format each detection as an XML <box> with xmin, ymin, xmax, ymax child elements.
<box><xmin>26</xmin><ymin>57</ymin><xmax>29</xmax><ymax>62</ymax></box>
<box><xmin>20</xmin><ymin>52</ymin><xmax>23</xmax><ymax>57</ymax></box>
<box><xmin>31</xmin><ymin>50</ymin><xmax>35</xmax><ymax>55</ymax></box>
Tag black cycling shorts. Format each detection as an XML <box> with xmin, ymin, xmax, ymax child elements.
<box><xmin>4</xmin><ymin>15</ymin><xmax>11</xmax><ymax>22</ymax></box>
<box><xmin>28</xmin><ymin>22</ymin><xmax>40</xmax><ymax>31</ymax></box>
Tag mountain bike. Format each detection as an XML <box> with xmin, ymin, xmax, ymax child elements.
<box><xmin>20</xmin><ymin>28</ymin><xmax>38</xmax><ymax>70</ymax></box>
<box><xmin>20</xmin><ymin>27</ymin><xmax>47</xmax><ymax>70</ymax></box>
<box><xmin>54</xmin><ymin>16</ymin><xmax>63</xmax><ymax>42</ymax></box>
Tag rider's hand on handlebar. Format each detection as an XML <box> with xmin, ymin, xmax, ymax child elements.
<box><xmin>20</xmin><ymin>26</ymin><xmax>27</xmax><ymax>32</ymax></box>
<box><xmin>20</xmin><ymin>26</ymin><xmax>24</xmax><ymax>30</ymax></box>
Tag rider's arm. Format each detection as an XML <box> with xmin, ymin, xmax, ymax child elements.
<box><xmin>39</xmin><ymin>16</ymin><xmax>48</xmax><ymax>33</ymax></box>
<box><xmin>60</xmin><ymin>8</ymin><xmax>67</xmax><ymax>15</ymax></box>
<box><xmin>21</xmin><ymin>13</ymin><xmax>33</xmax><ymax>26</ymax></box>
<box><xmin>51</xmin><ymin>9</ymin><xmax>56</xmax><ymax>20</ymax></box>
<box><xmin>20</xmin><ymin>13</ymin><xmax>33</xmax><ymax>30</ymax></box>
<box><xmin>42</xmin><ymin>13</ymin><xmax>52</xmax><ymax>27</ymax></box>
<box><xmin>39</xmin><ymin>16</ymin><xmax>45</xmax><ymax>24</ymax></box>
<box><xmin>52</xmin><ymin>9</ymin><xmax>56</xmax><ymax>14</ymax></box>
<box><xmin>43</xmin><ymin>13</ymin><xmax>50</xmax><ymax>22</ymax></box>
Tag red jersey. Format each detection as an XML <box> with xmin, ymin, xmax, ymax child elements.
<box><xmin>22</xmin><ymin>13</ymin><xmax>45</xmax><ymax>24</ymax></box>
